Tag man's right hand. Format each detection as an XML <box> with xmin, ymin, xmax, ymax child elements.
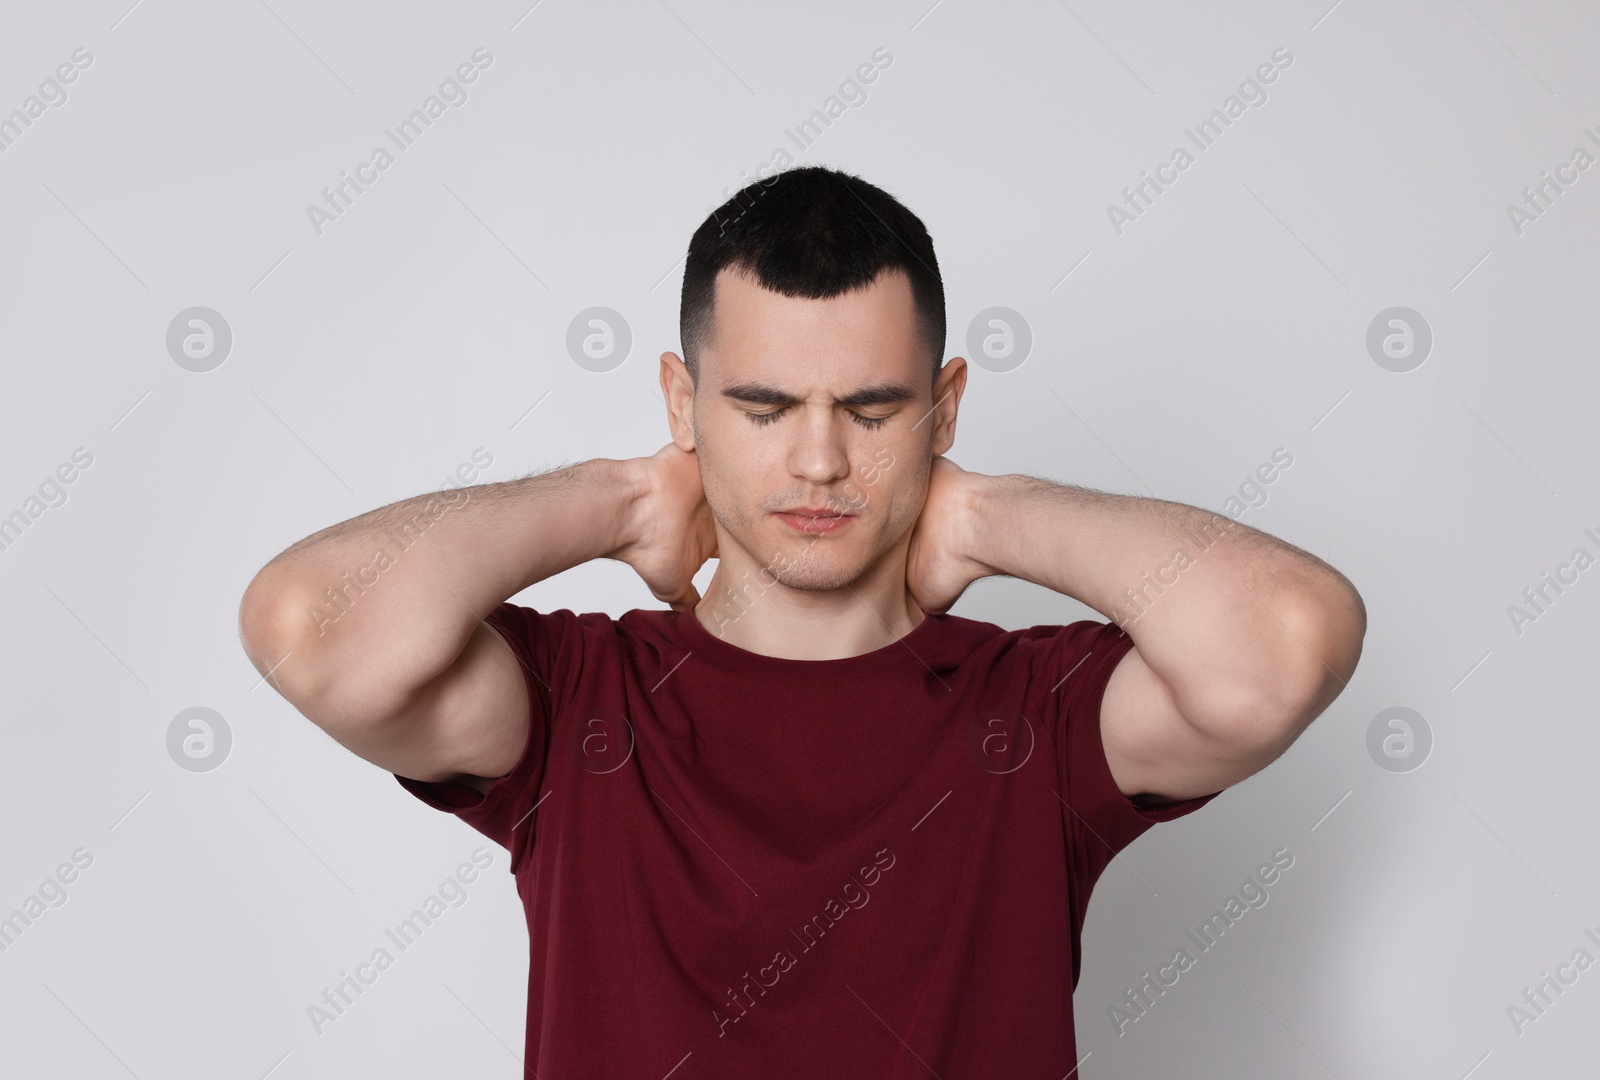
<box><xmin>611</xmin><ymin>442</ymin><xmax>719</xmax><ymax>613</ymax></box>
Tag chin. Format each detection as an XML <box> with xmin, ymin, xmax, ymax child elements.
<box><xmin>775</xmin><ymin>568</ymin><xmax>863</xmax><ymax>593</ymax></box>
<box><xmin>767</xmin><ymin>548</ymin><xmax>877</xmax><ymax>593</ymax></box>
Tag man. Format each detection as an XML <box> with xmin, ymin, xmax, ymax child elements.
<box><xmin>239</xmin><ymin>165</ymin><xmax>1364</xmax><ymax>1077</ymax></box>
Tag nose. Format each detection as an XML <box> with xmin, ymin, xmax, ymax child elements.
<box><xmin>786</xmin><ymin>406</ymin><xmax>853</xmax><ymax>492</ymax></box>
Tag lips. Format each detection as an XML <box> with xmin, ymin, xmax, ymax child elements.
<box><xmin>777</xmin><ymin>506</ymin><xmax>849</xmax><ymax>517</ymax></box>
<box><xmin>774</xmin><ymin>509</ymin><xmax>855</xmax><ymax>534</ymax></box>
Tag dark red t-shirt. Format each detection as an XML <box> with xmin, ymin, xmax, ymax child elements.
<box><xmin>394</xmin><ymin>602</ymin><xmax>1219</xmax><ymax>1078</ymax></box>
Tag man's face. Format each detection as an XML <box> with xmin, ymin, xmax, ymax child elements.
<box><xmin>667</xmin><ymin>265</ymin><xmax>960</xmax><ymax>592</ymax></box>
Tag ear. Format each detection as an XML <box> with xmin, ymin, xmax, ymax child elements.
<box><xmin>660</xmin><ymin>351</ymin><xmax>697</xmax><ymax>451</ymax></box>
<box><xmin>928</xmin><ymin>356</ymin><xmax>968</xmax><ymax>456</ymax></box>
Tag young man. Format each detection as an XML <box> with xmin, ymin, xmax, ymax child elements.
<box><xmin>239</xmin><ymin>166</ymin><xmax>1364</xmax><ymax>1077</ymax></box>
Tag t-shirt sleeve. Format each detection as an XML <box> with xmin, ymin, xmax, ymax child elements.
<box><xmin>391</xmin><ymin>601</ymin><xmax>578</xmax><ymax>875</ymax></box>
<box><xmin>1031</xmin><ymin>619</ymin><xmax>1222</xmax><ymax>889</ymax></box>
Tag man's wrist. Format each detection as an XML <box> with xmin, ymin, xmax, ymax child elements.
<box><xmin>602</xmin><ymin>455</ymin><xmax>654</xmax><ymax>558</ymax></box>
<box><xmin>959</xmin><ymin>471</ymin><xmax>1020</xmax><ymax>580</ymax></box>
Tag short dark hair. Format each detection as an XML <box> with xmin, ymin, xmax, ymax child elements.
<box><xmin>679</xmin><ymin>165</ymin><xmax>945</xmax><ymax>389</ymax></box>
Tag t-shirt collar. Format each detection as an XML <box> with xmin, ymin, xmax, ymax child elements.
<box><xmin>669</xmin><ymin>605</ymin><xmax>943</xmax><ymax>680</ymax></box>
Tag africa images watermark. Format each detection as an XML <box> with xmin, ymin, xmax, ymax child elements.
<box><xmin>1108</xmin><ymin>845</ymin><xmax>1296</xmax><ymax>1036</ymax></box>
<box><xmin>306</xmin><ymin>847</ymin><xmax>494</xmax><ymax>1034</ymax></box>
<box><xmin>703</xmin><ymin>46</ymin><xmax>894</xmax><ymax>236</ymax></box>
<box><xmin>0</xmin><ymin>846</ymin><xmax>94</xmax><ymax>954</ymax></box>
<box><xmin>712</xmin><ymin>846</ymin><xmax>897</xmax><ymax>1038</ymax></box>
<box><xmin>1505</xmin><ymin>524</ymin><xmax>1600</xmax><ymax>636</ymax></box>
<box><xmin>1505</xmin><ymin>128</ymin><xmax>1600</xmax><ymax>236</ymax></box>
<box><xmin>1111</xmin><ymin>447</ymin><xmax>1294</xmax><ymax>629</ymax></box>
<box><xmin>0</xmin><ymin>47</ymin><xmax>93</xmax><ymax>153</ymax></box>
<box><xmin>305</xmin><ymin>47</ymin><xmax>493</xmax><ymax>236</ymax></box>
<box><xmin>1506</xmin><ymin>923</ymin><xmax>1600</xmax><ymax>1036</ymax></box>
<box><xmin>1106</xmin><ymin>46</ymin><xmax>1293</xmax><ymax>236</ymax></box>
<box><xmin>0</xmin><ymin>446</ymin><xmax>94</xmax><ymax>555</ymax></box>
<box><xmin>305</xmin><ymin>448</ymin><xmax>493</xmax><ymax>636</ymax></box>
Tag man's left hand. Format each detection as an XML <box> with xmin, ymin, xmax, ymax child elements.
<box><xmin>905</xmin><ymin>456</ymin><xmax>997</xmax><ymax>616</ymax></box>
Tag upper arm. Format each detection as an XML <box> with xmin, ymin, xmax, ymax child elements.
<box><xmin>290</xmin><ymin>614</ymin><xmax>532</xmax><ymax>793</ymax></box>
<box><xmin>1100</xmin><ymin>576</ymin><xmax>1366</xmax><ymax>803</ymax></box>
<box><xmin>1099</xmin><ymin>643</ymin><xmax>1292</xmax><ymax>804</ymax></box>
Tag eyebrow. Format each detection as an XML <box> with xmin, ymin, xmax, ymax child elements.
<box><xmin>719</xmin><ymin>381</ymin><xmax>921</xmax><ymax>408</ymax></box>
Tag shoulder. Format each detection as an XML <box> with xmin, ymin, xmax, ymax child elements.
<box><xmin>484</xmin><ymin>603</ymin><xmax>620</xmax><ymax>678</ymax></box>
<box><xmin>917</xmin><ymin>610</ymin><xmax>1036</xmax><ymax>657</ymax></box>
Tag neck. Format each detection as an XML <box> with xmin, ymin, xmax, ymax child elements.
<box><xmin>694</xmin><ymin>541</ymin><xmax>926</xmax><ymax>661</ymax></box>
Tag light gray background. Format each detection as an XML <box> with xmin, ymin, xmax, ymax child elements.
<box><xmin>2</xmin><ymin>0</ymin><xmax>1596</xmax><ymax>1076</ymax></box>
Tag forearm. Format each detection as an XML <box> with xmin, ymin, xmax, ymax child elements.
<box><xmin>240</xmin><ymin>457</ymin><xmax>641</xmax><ymax>709</ymax></box>
<box><xmin>970</xmin><ymin>473</ymin><xmax>1365</xmax><ymax>730</ymax></box>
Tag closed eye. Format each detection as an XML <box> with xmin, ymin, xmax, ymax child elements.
<box><xmin>745</xmin><ymin>406</ymin><xmax>889</xmax><ymax>430</ymax></box>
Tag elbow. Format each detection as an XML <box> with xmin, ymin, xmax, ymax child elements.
<box><xmin>1258</xmin><ymin>575</ymin><xmax>1367</xmax><ymax>740</ymax></box>
<box><xmin>1189</xmin><ymin>576</ymin><xmax>1367</xmax><ymax>751</ymax></box>
<box><xmin>238</xmin><ymin>566</ymin><xmax>320</xmax><ymax>702</ymax></box>
<box><xmin>1299</xmin><ymin>572</ymin><xmax>1367</xmax><ymax>695</ymax></box>
<box><xmin>239</xmin><ymin>568</ymin><xmax>289</xmax><ymax>679</ymax></box>
<box><xmin>238</xmin><ymin>566</ymin><xmax>417</xmax><ymax>734</ymax></box>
